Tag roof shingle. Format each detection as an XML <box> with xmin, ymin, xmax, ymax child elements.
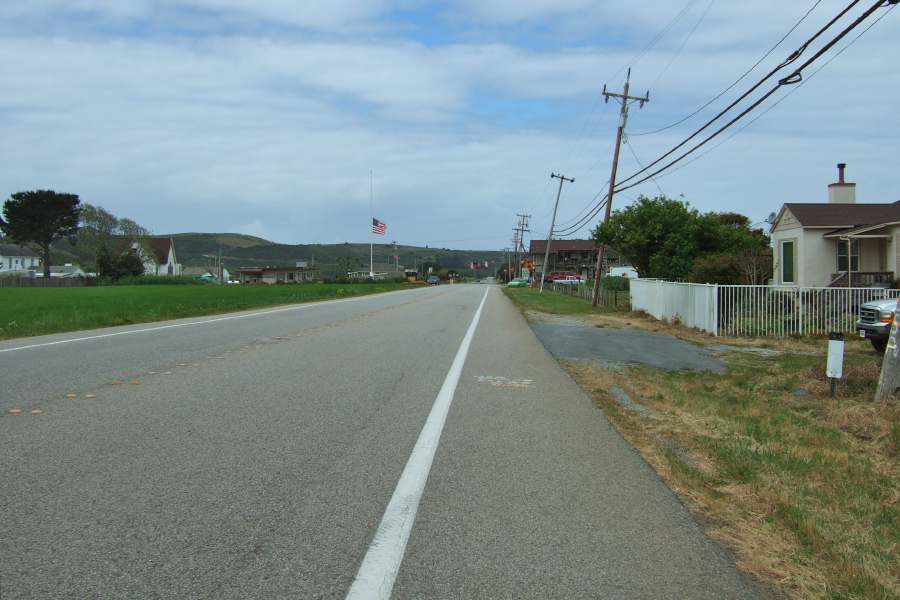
<box><xmin>783</xmin><ymin>202</ymin><xmax>900</xmax><ymax>228</ymax></box>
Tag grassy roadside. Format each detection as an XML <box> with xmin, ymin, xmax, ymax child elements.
<box><xmin>0</xmin><ymin>282</ymin><xmax>415</xmax><ymax>340</ymax></box>
<box><xmin>504</xmin><ymin>287</ymin><xmax>900</xmax><ymax>600</ymax></box>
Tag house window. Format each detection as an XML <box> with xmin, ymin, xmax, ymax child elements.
<box><xmin>781</xmin><ymin>241</ymin><xmax>795</xmax><ymax>284</ymax></box>
<box><xmin>837</xmin><ymin>239</ymin><xmax>859</xmax><ymax>272</ymax></box>
<box><xmin>277</xmin><ymin>272</ymin><xmax>285</xmax><ymax>281</ymax></box>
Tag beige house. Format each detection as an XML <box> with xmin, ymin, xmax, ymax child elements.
<box><xmin>350</xmin><ymin>262</ymin><xmax>404</xmax><ymax>280</ymax></box>
<box><xmin>770</xmin><ymin>164</ymin><xmax>900</xmax><ymax>288</ymax></box>
<box><xmin>237</xmin><ymin>266</ymin><xmax>317</xmax><ymax>284</ymax></box>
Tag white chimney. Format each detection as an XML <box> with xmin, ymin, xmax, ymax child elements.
<box><xmin>828</xmin><ymin>163</ymin><xmax>856</xmax><ymax>204</ymax></box>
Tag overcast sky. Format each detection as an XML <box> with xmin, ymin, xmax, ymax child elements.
<box><xmin>1</xmin><ymin>1</ymin><xmax>897</xmax><ymax>250</ymax></box>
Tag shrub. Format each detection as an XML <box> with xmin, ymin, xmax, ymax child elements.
<box><xmin>690</xmin><ymin>254</ymin><xmax>743</xmax><ymax>285</ymax></box>
<box><xmin>599</xmin><ymin>276</ymin><xmax>630</xmax><ymax>292</ymax></box>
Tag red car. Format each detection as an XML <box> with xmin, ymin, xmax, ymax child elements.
<box><xmin>543</xmin><ymin>270</ymin><xmax>579</xmax><ymax>282</ymax></box>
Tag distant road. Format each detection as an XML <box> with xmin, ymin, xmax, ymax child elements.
<box><xmin>0</xmin><ymin>284</ymin><xmax>764</xmax><ymax>599</ymax></box>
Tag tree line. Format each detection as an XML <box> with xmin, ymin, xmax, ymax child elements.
<box><xmin>0</xmin><ymin>189</ymin><xmax>152</xmax><ymax>280</ymax></box>
<box><xmin>2</xmin><ymin>189</ymin><xmax>773</xmax><ymax>285</ymax></box>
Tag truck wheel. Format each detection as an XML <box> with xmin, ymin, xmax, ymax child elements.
<box><xmin>871</xmin><ymin>339</ymin><xmax>888</xmax><ymax>353</ymax></box>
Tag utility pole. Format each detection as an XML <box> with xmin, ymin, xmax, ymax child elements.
<box><xmin>540</xmin><ymin>173</ymin><xmax>574</xmax><ymax>292</ymax></box>
<box><xmin>591</xmin><ymin>69</ymin><xmax>649</xmax><ymax>307</ymax></box>
<box><xmin>513</xmin><ymin>214</ymin><xmax>530</xmax><ymax>278</ymax></box>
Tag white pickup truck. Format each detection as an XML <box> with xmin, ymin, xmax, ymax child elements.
<box><xmin>555</xmin><ymin>276</ymin><xmax>582</xmax><ymax>285</ymax></box>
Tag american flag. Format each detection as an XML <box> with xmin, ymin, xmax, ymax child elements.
<box><xmin>372</xmin><ymin>218</ymin><xmax>386</xmax><ymax>235</ymax></box>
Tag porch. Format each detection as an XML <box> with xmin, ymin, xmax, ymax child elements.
<box><xmin>828</xmin><ymin>271</ymin><xmax>895</xmax><ymax>288</ymax></box>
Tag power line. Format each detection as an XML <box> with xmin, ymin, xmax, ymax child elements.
<box><xmin>615</xmin><ymin>0</ymin><xmax>892</xmax><ymax>193</ymax></box>
<box><xmin>591</xmin><ymin>70</ymin><xmax>649</xmax><ymax>307</ymax></box>
<box><xmin>631</xmin><ymin>3</ymin><xmax>896</xmax><ymax>183</ymax></box>
<box><xmin>613</xmin><ymin>0</ymin><xmax>705</xmax><ymax>80</ymax></box>
<box><xmin>532</xmin><ymin>0</ymin><xmax>713</xmax><ymax>238</ymax></box>
<box><xmin>646</xmin><ymin>0</ymin><xmax>718</xmax><ymax>93</ymax></box>
<box><xmin>624</xmin><ymin>137</ymin><xmax>667</xmax><ymax>198</ymax></box>
<box><xmin>554</xmin><ymin>187</ymin><xmax>608</xmax><ymax>235</ymax></box>
<box><xmin>632</xmin><ymin>0</ymin><xmax>825</xmax><ymax>137</ymax></box>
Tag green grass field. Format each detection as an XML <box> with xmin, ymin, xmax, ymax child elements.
<box><xmin>0</xmin><ymin>282</ymin><xmax>414</xmax><ymax>340</ymax></box>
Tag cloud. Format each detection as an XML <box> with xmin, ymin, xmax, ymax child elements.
<box><xmin>0</xmin><ymin>1</ymin><xmax>896</xmax><ymax>250</ymax></box>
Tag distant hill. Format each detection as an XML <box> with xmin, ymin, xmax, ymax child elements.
<box><xmin>163</xmin><ymin>233</ymin><xmax>510</xmax><ymax>277</ymax></box>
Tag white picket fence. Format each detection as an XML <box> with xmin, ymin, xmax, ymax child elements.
<box><xmin>630</xmin><ymin>279</ymin><xmax>900</xmax><ymax>337</ymax></box>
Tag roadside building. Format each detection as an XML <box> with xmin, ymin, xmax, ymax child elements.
<box><xmin>237</xmin><ymin>266</ymin><xmax>317</xmax><ymax>284</ymax></box>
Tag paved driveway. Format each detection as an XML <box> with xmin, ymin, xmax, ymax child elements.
<box><xmin>529</xmin><ymin>320</ymin><xmax>725</xmax><ymax>372</ymax></box>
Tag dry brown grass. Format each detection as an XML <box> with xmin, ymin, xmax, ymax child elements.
<box><xmin>538</xmin><ymin>304</ymin><xmax>900</xmax><ymax>600</ymax></box>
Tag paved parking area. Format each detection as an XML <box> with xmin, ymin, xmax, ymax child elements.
<box><xmin>529</xmin><ymin>321</ymin><xmax>725</xmax><ymax>372</ymax></box>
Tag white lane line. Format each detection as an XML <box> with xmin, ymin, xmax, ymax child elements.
<box><xmin>345</xmin><ymin>287</ymin><xmax>490</xmax><ymax>600</ymax></box>
<box><xmin>0</xmin><ymin>290</ymin><xmax>414</xmax><ymax>354</ymax></box>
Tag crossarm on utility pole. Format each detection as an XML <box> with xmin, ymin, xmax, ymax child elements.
<box><xmin>540</xmin><ymin>173</ymin><xmax>574</xmax><ymax>293</ymax></box>
<box><xmin>591</xmin><ymin>69</ymin><xmax>649</xmax><ymax>307</ymax></box>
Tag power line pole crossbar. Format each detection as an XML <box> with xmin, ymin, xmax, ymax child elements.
<box><xmin>513</xmin><ymin>214</ymin><xmax>530</xmax><ymax>278</ymax></box>
<box><xmin>591</xmin><ymin>69</ymin><xmax>649</xmax><ymax>307</ymax></box>
<box><xmin>540</xmin><ymin>173</ymin><xmax>574</xmax><ymax>293</ymax></box>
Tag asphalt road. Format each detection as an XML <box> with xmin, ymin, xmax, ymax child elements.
<box><xmin>0</xmin><ymin>284</ymin><xmax>765</xmax><ymax>599</ymax></box>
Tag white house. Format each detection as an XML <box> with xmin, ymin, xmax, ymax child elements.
<box><xmin>770</xmin><ymin>164</ymin><xmax>900</xmax><ymax>288</ymax></box>
<box><xmin>0</xmin><ymin>244</ymin><xmax>41</xmax><ymax>274</ymax></box>
<box><xmin>138</xmin><ymin>237</ymin><xmax>182</xmax><ymax>276</ymax></box>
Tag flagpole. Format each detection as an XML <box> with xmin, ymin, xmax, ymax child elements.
<box><xmin>369</xmin><ymin>171</ymin><xmax>374</xmax><ymax>278</ymax></box>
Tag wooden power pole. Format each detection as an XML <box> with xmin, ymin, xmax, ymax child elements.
<box><xmin>875</xmin><ymin>299</ymin><xmax>900</xmax><ymax>400</ymax></box>
<box><xmin>540</xmin><ymin>173</ymin><xmax>574</xmax><ymax>292</ymax></box>
<box><xmin>591</xmin><ymin>69</ymin><xmax>649</xmax><ymax>307</ymax></box>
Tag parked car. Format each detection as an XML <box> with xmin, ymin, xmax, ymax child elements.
<box><xmin>856</xmin><ymin>297</ymin><xmax>898</xmax><ymax>352</ymax></box>
<box><xmin>555</xmin><ymin>276</ymin><xmax>582</xmax><ymax>285</ymax></box>
<box><xmin>507</xmin><ymin>278</ymin><xmax>527</xmax><ymax>288</ymax></box>
<box><xmin>543</xmin><ymin>270</ymin><xmax>579</xmax><ymax>283</ymax></box>
<box><xmin>427</xmin><ymin>276</ymin><xmax>440</xmax><ymax>285</ymax></box>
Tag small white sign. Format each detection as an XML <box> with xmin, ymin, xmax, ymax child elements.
<box><xmin>826</xmin><ymin>339</ymin><xmax>844</xmax><ymax>379</ymax></box>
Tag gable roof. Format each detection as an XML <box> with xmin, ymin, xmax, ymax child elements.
<box><xmin>42</xmin><ymin>265</ymin><xmax>86</xmax><ymax>277</ymax></box>
<box><xmin>0</xmin><ymin>244</ymin><xmax>40</xmax><ymax>258</ymax></box>
<box><xmin>782</xmin><ymin>202</ymin><xmax>900</xmax><ymax>228</ymax></box>
<box><xmin>146</xmin><ymin>237</ymin><xmax>174</xmax><ymax>264</ymax></box>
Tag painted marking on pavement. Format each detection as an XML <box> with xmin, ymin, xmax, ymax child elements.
<box><xmin>475</xmin><ymin>375</ymin><xmax>535</xmax><ymax>388</ymax></box>
<box><xmin>345</xmin><ymin>287</ymin><xmax>491</xmax><ymax>600</ymax></box>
